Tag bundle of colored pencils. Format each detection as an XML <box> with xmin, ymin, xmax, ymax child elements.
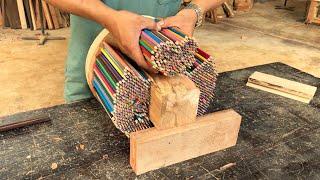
<box><xmin>184</xmin><ymin>48</ymin><xmax>218</xmax><ymax>116</ymax></box>
<box><xmin>93</xmin><ymin>42</ymin><xmax>153</xmax><ymax>136</ymax></box>
<box><xmin>90</xmin><ymin>27</ymin><xmax>217</xmax><ymax>135</ymax></box>
<box><xmin>140</xmin><ymin>27</ymin><xmax>198</xmax><ymax>76</ymax></box>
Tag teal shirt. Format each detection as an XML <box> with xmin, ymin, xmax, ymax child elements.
<box><xmin>64</xmin><ymin>0</ymin><xmax>181</xmax><ymax>102</ymax></box>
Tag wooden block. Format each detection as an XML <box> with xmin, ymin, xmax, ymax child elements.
<box><xmin>247</xmin><ymin>71</ymin><xmax>317</xmax><ymax>103</ymax></box>
<box><xmin>149</xmin><ymin>74</ymin><xmax>200</xmax><ymax>129</ymax></box>
<box><xmin>130</xmin><ymin>109</ymin><xmax>242</xmax><ymax>175</ymax></box>
<box><xmin>16</xmin><ymin>0</ymin><xmax>27</xmax><ymax>29</ymax></box>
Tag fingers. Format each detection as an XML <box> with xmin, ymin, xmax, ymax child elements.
<box><xmin>141</xmin><ymin>17</ymin><xmax>159</xmax><ymax>31</ymax></box>
<box><xmin>157</xmin><ymin>17</ymin><xmax>175</xmax><ymax>29</ymax></box>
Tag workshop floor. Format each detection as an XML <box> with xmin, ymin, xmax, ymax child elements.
<box><xmin>0</xmin><ymin>0</ymin><xmax>319</xmax><ymax>117</ymax></box>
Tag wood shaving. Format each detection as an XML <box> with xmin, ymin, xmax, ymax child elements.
<box><xmin>51</xmin><ymin>163</ymin><xmax>58</xmax><ymax>170</ymax></box>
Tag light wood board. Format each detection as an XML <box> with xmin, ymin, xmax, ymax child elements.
<box><xmin>130</xmin><ymin>109</ymin><xmax>242</xmax><ymax>175</ymax></box>
<box><xmin>247</xmin><ymin>71</ymin><xmax>317</xmax><ymax>103</ymax></box>
<box><xmin>16</xmin><ymin>0</ymin><xmax>27</xmax><ymax>29</ymax></box>
<box><xmin>29</xmin><ymin>0</ymin><xmax>37</xmax><ymax>30</ymax></box>
<box><xmin>41</xmin><ymin>0</ymin><xmax>53</xmax><ymax>29</ymax></box>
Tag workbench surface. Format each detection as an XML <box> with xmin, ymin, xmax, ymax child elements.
<box><xmin>1</xmin><ymin>63</ymin><xmax>319</xmax><ymax>179</ymax></box>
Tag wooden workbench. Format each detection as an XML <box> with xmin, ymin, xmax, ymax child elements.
<box><xmin>0</xmin><ymin>62</ymin><xmax>319</xmax><ymax>179</ymax></box>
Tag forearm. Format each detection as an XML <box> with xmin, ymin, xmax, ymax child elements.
<box><xmin>46</xmin><ymin>0</ymin><xmax>117</xmax><ymax>29</ymax></box>
<box><xmin>192</xmin><ymin>0</ymin><xmax>226</xmax><ymax>12</ymax></box>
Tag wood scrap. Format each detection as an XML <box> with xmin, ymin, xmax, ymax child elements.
<box><xmin>246</xmin><ymin>71</ymin><xmax>317</xmax><ymax>103</ymax></box>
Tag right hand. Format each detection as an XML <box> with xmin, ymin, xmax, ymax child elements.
<box><xmin>103</xmin><ymin>10</ymin><xmax>160</xmax><ymax>72</ymax></box>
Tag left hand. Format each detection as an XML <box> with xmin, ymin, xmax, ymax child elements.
<box><xmin>157</xmin><ymin>9</ymin><xmax>197</xmax><ymax>37</ymax></box>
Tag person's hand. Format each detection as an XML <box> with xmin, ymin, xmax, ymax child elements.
<box><xmin>158</xmin><ymin>9</ymin><xmax>197</xmax><ymax>36</ymax></box>
<box><xmin>104</xmin><ymin>10</ymin><xmax>159</xmax><ymax>71</ymax></box>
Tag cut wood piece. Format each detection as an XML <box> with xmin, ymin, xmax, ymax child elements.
<box><xmin>247</xmin><ymin>71</ymin><xmax>317</xmax><ymax>103</ymax></box>
<box><xmin>16</xmin><ymin>0</ymin><xmax>27</xmax><ymax>29</ymax></box>
<box><xmin>149</xmin><ymin>74</ymin><xmax>200</xmax><ymax>129</ymax></box>
<box><xmin>28</xmin><ymin>0</ymin><xmax>36</xmax><ymax>30</ymax></box>
<box><xmin>48</xmin><ymin>4</ymin><xmax>59</xmax><ymax>29</ymax></box>
<box><xmin>41</xmin><ymin>0</ymin><xmax>53</xmax><ymax>29</ymax></box>
<box><xmin>130</xmin><ymin>109</ymin><xmax>242</xmax><ymax>175</ymax></box>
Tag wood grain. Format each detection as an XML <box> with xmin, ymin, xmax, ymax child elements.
<box><xmin>247</xmin><ymin>71</ymin><xmax>317</xmax><ymax>103</ymax></box>
<box><xmin>149</xmin><ymin>74</ymin><xmax>200</xmax><ymax>129</ymax></box>
<box><xmin>130</xmin><ymin>109</ymin><xmax>242</xmax><ymax>175</ymax></box>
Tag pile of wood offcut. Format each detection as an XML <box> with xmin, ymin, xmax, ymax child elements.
<box><xmin>0</xmin><ymin>0</ymin><xmax>69</xmax><ymax>30</ymax></box>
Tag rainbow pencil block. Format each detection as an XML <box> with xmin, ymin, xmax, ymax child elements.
<box><xmin>93</xmin><ymin>42</ymin><xmax>153</xmax><ymax>136</ymax></box>
<box><xmin>184</xmin><ymin>48</ymin><xmax>218</xmax><ymax>116</ymax></box>
<box><xmin>139</xmin><ymin>27</ymin><xmax>198</xmax><ymax>76</ymax></box>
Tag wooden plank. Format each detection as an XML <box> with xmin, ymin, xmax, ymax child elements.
<box><xmin>23</xmin><ymin>0</ymin><xmax>32</xmax><ymax>29</ymax></box>
<box><xmin>28</xmin><ymin>0</ymin><xmax>36</xmax><ymax>30</ymax></box>
<box><xmin>149</xmin><ymin>74</ymin><xmax>200</xmax><ymax>129</ymax></box>
<box><xmin>5</xmin><ymin>0</ymin><xmax>21</xmax><ymax>29</ymax></box>
<box><xmin>130</xmin><ymin>109</ymin><xmax>242</xmax><ymax>175</ymax></box>
<box><xmin>247</xmin><ymin>71</ymin><xmax>317</xmax><ymax>103</ymax></box>
<box><xmin>16</xmin><ymin>0</ymin><xmax>27</xmax><ymax>29</ymax></box>
<box><xmin>0</xmin><ymin>3</ymin><xmax>3</xmax><ymax>26</ymax></box>
<box><xmin>41</xmin><ymin>0</ymin><xmax>53</xmax><ymax>29</ymax></box>
<box><xmin>54</xmin><ymin>7</ymin><xmax>63</xmax><ymax>27</ymax></box>
<box><xmin>48</xmin><ymin>3</ymin><xmax>59</xmax><ymax>29</ymax></box>
<box><xmin>34</xmin><ymin>0</ymin><xmax>41</xmax><ymax>29</ymax></box>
